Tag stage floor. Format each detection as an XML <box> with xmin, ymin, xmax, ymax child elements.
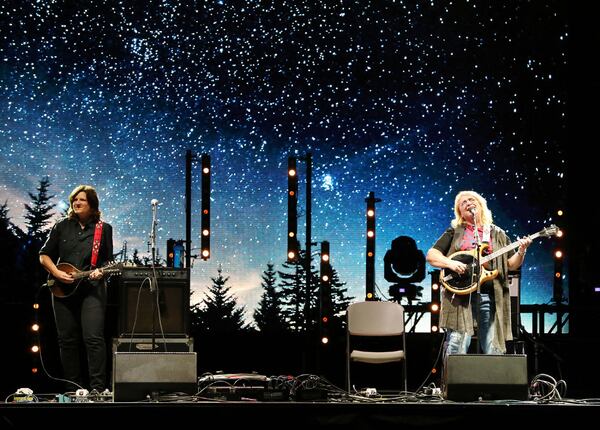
<box><xmin>2</xmin><ymin>397</ymin><xmax>599</xmax><ymax>428</ymax></box>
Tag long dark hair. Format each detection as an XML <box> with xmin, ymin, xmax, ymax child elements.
<box><xmin>67</xmin><ymin>185</ymin><xmax>101</xmax><ymax>222</ymax></box>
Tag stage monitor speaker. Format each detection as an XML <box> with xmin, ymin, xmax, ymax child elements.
<box><xmin>113</xmin><ymin>352</ymin><xmax>197</xmax><ymax>401</ymax></box>
<box><xmin>444</xmin><ymin>354</ymin><xmax>528</xmax><ymax>401</ymax></box>
<box><xmin>118</xmin><ymin>267</ymin><xmax>190</xmax><ymax>336</ymax></box>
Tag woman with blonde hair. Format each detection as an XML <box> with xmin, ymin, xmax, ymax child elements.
<box><xmin>426</xmin><ymin>190</ymin><xmax>531</xmax><ymax>356</ymax></box>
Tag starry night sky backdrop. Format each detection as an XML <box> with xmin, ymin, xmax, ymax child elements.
<box><xmin>0</xmin><ymin>1</ymin><xmax>567</xmax><ymax>329</ymax></box>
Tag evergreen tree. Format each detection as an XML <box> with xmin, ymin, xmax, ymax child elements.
<box><xmin>278</xmin><ymin>250</ymin><xmax>354</xmax><ymax>335</ymax></box>
<box><xmin>0</xmin><ymin>201</ymin><xmax>22</xmax><ymax>302</ymax></box>
<box><xmin>21</xmin><ymin>178</ymin><xmax>56</xmax><ymax>302</ymax></box>
<box><xmin>328</xmin><ymin>268</ymin><xmax>354</xmax><ymax>332</ymax></box>
<box><xmin>278</xmin><ymin>250</ymin><xmax>320</xmax><ymax>333</ymax></box>
<box><xmin>253</xmin><ymin>263</ymin><xmax>288</xmax><ymax>333</ymax></box>
<box><xmin>0</xmin><ymin>200</ymin><xmax>19</xmax><ymax>236</ymax></box>
<box><xmin>24</xmin><ymin>176</ymin><xmax>55</xmax><ymax>241</ymax></box>
<box><xmin>193</xmin><ymin>267</ymin><xmax>247</xmax><ymax>334</ymax></box>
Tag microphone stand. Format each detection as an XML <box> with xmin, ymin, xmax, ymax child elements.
<box><xmin>149</xmin><ymin>203</ymin><xmax>159</xmax><ymax>351</ymax></box>
<box><xmin>471</xmin><ymin>211</ymin><xmax>482</xmax><ymax>354</ymax></box>
<box><xmin>518</xmin><ymin>324</ymin><xmax>564</xmax><ymax>379</ymax></box>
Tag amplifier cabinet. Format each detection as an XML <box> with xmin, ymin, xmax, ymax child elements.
<box><xmin>113</xmin><ymin>352</ymin><xmax>197</xmax><ymax>402</ymax></box>
<box><xmin>118</xmin><ymin>267</ymin><xmax>190</xmax><ymax>336</ymax></box>
<box><xmin>113</xmin><ymin>336</ymin><xmax>194</xmax><ymax>353</ymax></box>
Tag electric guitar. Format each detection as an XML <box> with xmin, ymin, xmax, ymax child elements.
<box><xmin>47</xmin><ymin>261</ymin><xmax>123</xmax><ymax>298</ymax></box>
<box><xmin>440</xmin><ymin>225</ymin><xmax>559</xmax><ymax>295</ymax></box>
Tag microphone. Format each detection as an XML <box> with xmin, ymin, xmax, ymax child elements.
<box><xmin>468</xmin><ymin>207</ymin><xmax>477</xmax><ymax>215</ymax></box>
<box><xmin>151</xmin><ymin>199</ymin><xmax>159</xmax><ymax>207</ymax></box>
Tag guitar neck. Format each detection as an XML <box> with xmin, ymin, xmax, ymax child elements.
<box><xmin>480</xmin><ymin>231</ymin><xmax>543</xmax><ymax>264</ymax></box>
<box><xmin>73</xmin><ymin>269</ymin><xmax>94</xmax><ymax>280</ymax></box>
<box><xmin>73</xmin><ymin>267</ymin><xmax>114</xmax><ymax>280</ymax></box>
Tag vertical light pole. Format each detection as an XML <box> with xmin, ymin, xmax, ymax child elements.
<box><xmin>365</xmin><ymin>191</ymin><xmax>381</xmax><ymax>300</ymax></box>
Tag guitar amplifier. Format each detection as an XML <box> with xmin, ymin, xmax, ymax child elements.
<box><xmin>113</xmin><ymin>352</ymin><xmax>197</xmax><ymax>401</ymax></box>
<box><xmin>118</xmin><ymin>267</ymin><xmax>190</xmax><ymax>336</ymax></box>
<box><xmin>113</xmin><ymin>336</ymin><xmax>194</xmax><ymax>353</ymax></box>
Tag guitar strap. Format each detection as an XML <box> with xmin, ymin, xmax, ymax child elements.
<box><xmin>482</xmin><ymin>224</ymin><xmax>491</xmax><ymax>245</ymax></box>
<box><xmin>90</xmin><ymin>220</ymin><xmax>104</xmax><ymax>269</ymax></box>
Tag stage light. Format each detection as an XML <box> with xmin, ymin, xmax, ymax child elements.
<box><xmin>31</xmin><ymin>323</ymin><xmax>39</xmax><ymax>332</ymax></box>
<box><xmin>556</xmin><ymin>229</ymin><xmax>563</xmax><ymax>238</ymax></box>
<box><xmin>33</xmin><ymin>303</ymin><xmax>39</xmax><ymax>310</ymax></box>
<box><xmin>31</xmin><ymin>345</ymin><xmax>39</xmax><ymax>353</ymax></box>
<box><xmin>167</xmin><ymin>239</ymin><xmax>175</xmax><ymax>267</ymax></box>
<box><xmin>365</xmin><ymin>192</ymin><xmax>381</xmax><ymax>300</ymax></box>
<box><xmin>385</xmin><ymin>236</ymin><xmax>426</xmax><ymax>304</ymax></box>
<box><xmin>430</xmin><ymin>270</ymin><xmax>441</xmax><ymax>332</ymax></box>
<box><xmin>167</xmin><ymin>238</ymin><xmax>185</xmax><ymax>268</ymax></box>
<box><xmin>553</xmin><ymin>248</ymin><xmax>564</xmax><ymax>304</ymax></box>
<box><xmin>201</xmin><ymin>154</ymin><xmax>211</xmax><ymax>261</ymax></box>
<box><xmin>320</xmin><ymin>241</ymin><xmax>332</xmax><ymax>346</ymax></box>
<box><xmin>287</xmin><ymin>157</ymin><xmax>299</xmax><ymax>262</ymax></box>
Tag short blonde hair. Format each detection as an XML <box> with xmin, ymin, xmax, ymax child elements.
<box><xmin>451</xmin><ymin>190</ymin><xmax>493</xmax><ymax>228</ymax></box>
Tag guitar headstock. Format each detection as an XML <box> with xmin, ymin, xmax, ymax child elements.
<box><xmin>540</xmin><ymin>224</ymin><xmax>559</xmax><ymax>238</ymax></box>
<box><xmin>101</xmin><ymin>261</ymin><xmax>124</xmax><ymax>276</ymax></box>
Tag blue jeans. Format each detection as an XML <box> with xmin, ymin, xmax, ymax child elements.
<box><xmin>444</xmin><ymin>293</ymin><xmax>503</xmax><ymax>356</ymax></box>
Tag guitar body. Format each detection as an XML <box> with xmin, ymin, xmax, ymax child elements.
<box><xmin>47</xmin><ymin>263</ymin><xmax>86</xmax><ymax>298</ymax></box>
<box><xmin>440</xmin><ymin>245</ymin><xmax>499</xmax><ymax>295</ymax></box>
<box><xmin>439</xmin><ymin>224</ymin><xmax>558</xmax><ymax>296</ymax></box>
<box><xmin>47</xmin><ymin>262</ymin><xmax>122</xmax><ymax>298</ymax></box>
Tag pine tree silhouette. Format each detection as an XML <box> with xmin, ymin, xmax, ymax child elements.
<box><xmin>254</xmin><ymin>263</ymin><xmax>289</xmax><ymax>333</ymax></box>
<box><xmin>278</xmin><ymin>250</ymin><xmax>353</xmax><ymax>335</ymax></box>
<box><xmin>278</xmin><ymin>250</ymin><xmax>320</xmax><ymax>333</ymax></box>
<box><xmin>329</xmin><ymin>267</ymin><xmax>354</xmax><ymax>333</ymax></box>
<box><xmin>0</xmin><ymin>201</ymin><xmax>23</xmax><ymax>303</ymax></box>
<box><xmin>192</xmin><ymin>266</ymin><xmax>247</xmax><ymax>334</ymax></box>
<box><xmin>22</xmin><ymin>177</ymin><xmax>56</xmax><ymax>302</ymax></box>
<box><xmin>24</xmin><ymin>176</ymin><xmax>55</xmax><ymax>242</ymax></box>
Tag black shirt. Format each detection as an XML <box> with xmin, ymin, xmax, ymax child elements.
<box><xmin>40</xmin><ymin>217</ymin><xmax>113</xmax><ymax>270</ymax></box>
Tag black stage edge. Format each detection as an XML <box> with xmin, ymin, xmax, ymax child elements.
<box><xmin>2</xmin><ymin>401</ymin><xmax>599</xmax><ymax>429</ymax></box>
